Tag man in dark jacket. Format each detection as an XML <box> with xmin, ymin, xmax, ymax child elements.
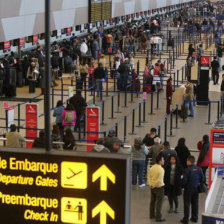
<box><xmin>211</xmin><ymin>56</ymin><xmax>220</xmax><ymax>85</ymax></box>
<box><xmin>94</xmin><ymin>63</ymin><xmax>105</xmax><ymax>97</ymax></box>
<box><xmin>181</xmin><ymin>155</ymin><xmax>205</xmax><ymax>224</ymax></box>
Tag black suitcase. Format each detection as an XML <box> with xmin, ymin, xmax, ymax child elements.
<box><xmin>5</xmin><ymin>84</ymin><xmax>16</xmax><ymax>98</ymax></box>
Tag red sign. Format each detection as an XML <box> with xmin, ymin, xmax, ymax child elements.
<box><xmin>4</xmin><ymin>41</ymin><xmax>10</xmax><ymax>50</ymax></box>
<box><xmin>33</xmin><ymin>35</ymin><xmax>38</xmax><ymax>43</ymax></box>
<box><xmin>67</xmin><ymin>27</ymin><xmax>72</xmax><ymax>34</ymax></box>
<box><xmin>200</xmin><ymin>56</ymin><xmax>210</xmax><ymax>65</ymax></box>
<box><xmin>19</xmin><ymin>38</ymin><xmax>25</xmax><ymax>46</ymax></box>
<box><xmin>86</xmin><ymin>107</ymin><xmax>100</xmax><ymax>151</ymax></box>
<box><xmin>26</xmin><ymin>104</ymin><xmax>39</xmax><ymax>148</ymax></box>
<box><xmin>209</xmin><ymin>129</ymin><xmax>224</xmax><ymax>188</ymax></box>
<box><xmin>108</xmin><ymin>47</ymin><xmax>112</xmax><ymax>53</ymax></box>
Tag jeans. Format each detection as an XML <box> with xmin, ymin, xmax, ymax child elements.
<box><xmin>150</xmin><ymin>187</ymin><xmax>164</xmax><ymax>220</ymax></box>
<box><xmin>185</xmin><ymin>100</ymin><xmax>194</xmax><ymax>116</ymax></box>
<box><xmin>183</xmin><ymin>189</ymin><xmax>199</xmax><ymax>222</ymax></box>
<box><xmin>96</xmin><ymin>79</ymin><xmax>103</xmax><ymax>96</ymax></box>
<box><xmin>132</xmin><ymin>160</ymin><xmax>145</xmax><ymax>185</ymax></box>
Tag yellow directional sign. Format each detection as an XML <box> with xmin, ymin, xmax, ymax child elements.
<box><xmin>92</xmin><ymin>165</ymin><xmax>116</xmax><ymax>191</ymax></box>
<box><xmin>61</xmin><ymin>162</ymin><xmax>87</xmax><ymax>189</ymax></box>
<box><xmin>92</xmin><ymin>200</ymin><xmax>115</xmax><ymax>224</ymax></box>
<box><xmin>61</xmin><ymin>197</ymin><xmax>87</xmax><ymax>224</ymax></box>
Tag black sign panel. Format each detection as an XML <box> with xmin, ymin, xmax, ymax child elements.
<box><xmin>0</xmin><ymin>148</ymin><xmax>131</xmax><ymax>224</ymax></box>
<box><xmin>213</xmin><ymin>132</ymin><xmax>224</xmax><ymax>144</ymax></box>
<box><xmin>89</xmin><ymin>0</ymin><xmax>112</xmax><ymax>23</ymax></box>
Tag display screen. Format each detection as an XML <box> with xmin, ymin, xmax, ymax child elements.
<box><xmin>90</xmin><ymin>0</ymin><xmax>112</xmax><ymax>23</ymax></box>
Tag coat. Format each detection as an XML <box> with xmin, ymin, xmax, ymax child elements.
<box><xmin>164</xmin><ymin>164</ymin><xmax>183</xmax><ymax>196</ymax></box>
<box><xmin>175</xmin><ymin>145</ymin><xmax>191</xmax><ymax>169</ymax></box>
<box><xmin>197</xmin><ymin>141</ymin><xmax>210</xmax><ymax>167</ymax></box>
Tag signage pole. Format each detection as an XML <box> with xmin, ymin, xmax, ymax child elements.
<box><xmin>45</xmin><ymin>0</ymin><xmax>52</xmax><ymax>151</ymax></box>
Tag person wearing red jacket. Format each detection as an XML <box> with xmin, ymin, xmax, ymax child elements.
<box><xmin>166</xmin><ymin>78</ymin><xmax>173</xmax><ymax>114</ymax></box>
<box><xmin>197</xmin><ymin>135</ymin><xmax>210</xmax><ymax>185</ymax></box>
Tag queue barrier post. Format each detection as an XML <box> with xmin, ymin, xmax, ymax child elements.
<box><xmin>206</xmin><ymin>101</ymin><xmax>211</xmax><ymax>125</ymax></box>
<box><xmin>17</xmin><ymin>104</ymin><xmax>21</xmax><ymax>132</ymax></box>
<box><xmin>123</xmin><ymin>116</ymin><xmax>127</xmax><ymax>143</ymax></box>
<box><xmin>168</xmin><ymin>112</ymin><xmax>174</xmax><ymax>137</ymax></box>
<box><xmin>115</xmin><ymin>92</ymin><xmax>122</xmax><ymax>113</ymax></box>
<box><xmin>217</xmin><ymin>101</ymin><xmax>220</xmax><ymax>121</ymax></box>
<box><xmin>52</xmin><ymin>88</ymin><xmax>54</xmax><ymax>109</ymax></box>
<box><xmin>93</xmin><ymin>88</ymin><xmax>96</xmax><ymax>105</ymax></box>
<box><xmin>106</xmin><ymin>78</ymin><xmax>109</xmax><ymax>97</ymax></box>
<box><xmin>164</xmin><ymin>117</ymin><xmax>167</xmax><ymax>142</ymax></box>
<box><xmin>115</xmin><ymin>123</ymin><xmax>118</xmax><ymax>137</ymax></box>
<box><xmin>124</xmin><ymin>90</ymin><xmax>128</xmax><ymax>108</ymax></box>
<box><xmin>158</xmin><ymin>125</ymin><xmax>161</xmax><ymax>138</ymax></box>
<box><xmin>156</xmin><ymin>90</ymin><xmax>159</xmax><ymax>109</ymax></box>
<box><xmin>149</xmin><ymin>92</ymin><xmax>155</xmax><ymax>115</ymax></box>
<box><xmin>61</xmin><ymin>79</ymin><xmax>64</xmax><ymax>102</ymax></box>
<box><xmin>142</xmin><ymin>100</ymin><xmax>147</xmax><ymax>123</ymax></box>
<box><xmin>101</xmin><ymin>101</ymin><xmax>105</xmax><ymax>125</ymax></box>
<box><xmin>136</xmin><ymin>103</ymin><xmax>142</xmax><ymax>127</ymax></box>
<box><xmin>129</xmin><ymin>109</ymin><xmax>136</xmax><ymax>135</ymax></box>
<box><xmin>177</xmin><ymin>70</ymin><xmax>179</xmax><ymax>88</ymax></box>
<box><xmin>113</xmin><ymin>75</ymin><xmax>116</xmax><ymax>92</ymax></box>
<box><xmin>109</xmin><ymin>96</ymin><xmax>116</xmax><ymax>119</ymax></box>
<box><xmin>5</xmin><ymin>109</ymin><xmax>8</xmax><ymax>131</ymax></box>
<box><xmin>175</xmin><ymin>104</ymin><xmax>179</xmax><ymax>129</ymax></box>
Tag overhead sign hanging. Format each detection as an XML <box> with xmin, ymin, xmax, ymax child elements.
<box><xmin>0</xmin><ymin>148</ymin><xmax>131</xmax><ymax>224</ymax></box>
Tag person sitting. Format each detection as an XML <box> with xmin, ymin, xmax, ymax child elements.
<box><xmin>6</xmin><ymin>124</ymin><xmax>25</xmax><ymax>148</ymax></box>
<box><xmin>91</xmin><ymin>138</ymin><xmax>110</xmax><ymax>153</ymax></box>
<box><xmin>103</xmin><ymin>130</ymin><xmax>123</xmax><ymax>151</ymax></box>
<box><xmin>33</xmin><ymin>130</ymin><xmax>46</xmax><ymax>149</ymax></box>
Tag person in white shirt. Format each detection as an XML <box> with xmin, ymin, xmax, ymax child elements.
<box><xmin>80</xmin><ymin>40</ymin><xmax>88</xmax><ymax>55</ymax></box>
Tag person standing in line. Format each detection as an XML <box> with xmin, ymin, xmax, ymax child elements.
<box><xmin>148</xmin><ymin>153</ymin><xmax>166</xmax><ymax>222</ymax></box>
<box><xmin>148</xmin><ymin>137</ymin><xmax>162</xmax><ymax>165</ymax></box>
<box><xmin>79</xmin><ymin>60</ymin><xmax>89</xmax><ymax>90</ymax></box>
<box><xmin>143</xmin><ymin>128</ymin><xmax>158</xmax><ymax>147</ymax></box>
<box><xmin>61</xmin><ymin>103</ymin><xmax>77</xmax><ymax>130</ymax></box>
<box><xmin>175</xmin><ymin>138</ymin><xmax>191</xmax><ymax>169</ymax></box>
<box><xmin>164</xmin><ymin>155</ymin><xmax>183</xmax><ymax>214</ymax></box>
<box><xmin>53</xmin><ymin>100</ymin><xmax>65</xmax><ymax>139</ymax></box>
<box><xmin>181</xmin><ymin>155</ymin><xmax>204</xmax><ymax>224</ymax></box>
<box><xmin>197</xmin><ymin>135</ymin><xmax>210</xmax><ymax>185</ymax></box>
<box><xmin>166</xmin><ymin>78</ymin><xmax>173</xmax><ymax>115</ymax></box>
<box><xmin>128</xmin><ymin>137</ymin><xmax>149</xmax><ymax>188</ymax></box>
<box><xmin>211</xmin><ymin>56</ymin><xmax>220</xmax><ymax>85</ymax></box>
<box><xmin>161</xmin><ymin>141</ymin><xmax>176</xmax><ymax>169</ymax></box>
<box><xmin>184</xmin><ymin>78</ymin><xmax>194</xmax><ymax>117</ymax></box>
<box><xmin>94</xmin><ymin>62</ymin><xmax>106</xmax><ymax>97</ymax></box>
<box><xmin>6</xmin><ymin>124</ymin><xmax>25</xmax><ymax>148</ymax></box>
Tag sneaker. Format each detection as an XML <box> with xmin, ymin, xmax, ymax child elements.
<box><xmin>168</xmin><ymin>208</ymin><xmax>173</xmax><ymax>213</ymax></box>
<box><xmin>139</xmin><ymin>184</ymin><xmax>146</xmax><ymax>188</ymax></box>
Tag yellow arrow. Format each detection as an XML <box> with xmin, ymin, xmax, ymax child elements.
<box><xmin>92</xmin><ymin>200</ymin><xmax>115</xmax><ymax>224</ymax></box>
<box><xmin>92</xmin><ymin>165</ymin><xmax>116</xmax><ymax>191</ymax></box>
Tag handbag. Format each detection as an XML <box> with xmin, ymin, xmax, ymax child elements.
<box><xmin>198</xmin><ymin>181</ymin><xmax>207</xmax><ymax>193</ymax></box>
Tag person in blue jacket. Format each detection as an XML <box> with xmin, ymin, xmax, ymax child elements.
<box><xmin>181</xmin><ymin>155</ymin><xmax>205</xmax><ymax>224</ymax></box>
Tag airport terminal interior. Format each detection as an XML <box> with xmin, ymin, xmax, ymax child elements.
<box><xmin>1</xmin><ymin>0</ymin><xmax>224</xmax><ymax>223</ymax></box>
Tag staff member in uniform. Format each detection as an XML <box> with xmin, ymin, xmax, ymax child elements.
<box><xmin>148</xmin><ymin>153</ymin><xmax>166</xmax><ymax>222</ymax></box>
<box><xmin>181</xmin><ymin>155</ymin><xmax>204</xmax><ymax>224</ymax></box>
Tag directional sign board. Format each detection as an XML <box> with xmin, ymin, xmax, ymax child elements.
<box><xmin>0</xmin><ymin>148</ymin><xmax>131</xmax><ymax>224</ymax></box>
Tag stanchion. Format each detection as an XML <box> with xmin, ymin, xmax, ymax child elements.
<box><xmin>101</xmin><ymin>101</ymin><xmax>105</xmax><ymax>125</ymax></box>
<box><xmin>106</xmin><ymin>78</ymin><xmax>109</xmax><ymax>97</ymax></box>
<box><xmin>136</xmin><ymin>103</ymin><xmax>142</xmax><ymax>127</ymax></box>
<box><xmin>221</xmin><ymin>98</ymin><xmax>223</xmax><ymax>117</ymax></box>
<box><xmin>173</xmin><ymin>72</ymin><xmax>176</xmax><ymax>91</ymax></box>
<box><xmin>123</xmin><ymin>90</ymin><xmax>128</xmax><ymax>108</ymax></box>
<box><xmin>61</xmin><ymin>79</ymin><xmax>64</xmax><ymax>102</ymax></box>
<box><xmin>115</xmin><ymin>92</ymin><xmax>122</xmax><ymax>113</ymax></box>
<box><xmin>129</xmin><ymin>89</ymin><xmax>134</xmax><ymax>103</ymax></box>
<box><xmin>137</xmin><ymin>60</ymin><xmax>140</xmax><ymax>76</ymax></box>
<box><xmin>217</xmin><ymin>101</ymin><xmax>220</xmax><ymax>120</ymax></box>
<box><xmin>206</xmin><ymin>101</ymin><xmax>212</xmax><ymax>125</ymax></box>
<box><xmin>115</xmin><ymin>123</ymin><xmax>118</xmax><ymax>137</ymax></box>
<box><xmin>168</xmin><ymin>112</ymin><xmax>175</xmax><ymax>137</ymax></box>
<box><xmin>142</xmin><ymin>100</ymin><xmax>148</xmax><ymax>123</ymax></box>
<box><xmin>155</xmin><ymin>90</ymin><xmax>159</xmax><ymax>109</ymax></box>
<box><xmin>174</xmin><ymin>105</ymin><xmax>179</xmax><ymax>129</ymax></box>
<box><xmin>52</xmin><ymin>88</ymin><xmax>54</xmax><ymax>109</ymax></box>
<box><xmin>158</xmin><ymin>125</ymin><xmax>161</xmax><ymax>138</ymax></box>
<box><xmin>84</xmin><ymin>81</ymin><xmax>87</xmax><ymax>102</ymax></box>
<box><xmin>149</xmin><ymin>92</ymin><xmax>155</xmax><ymax>115</ymax></box>
<box><xmin>177</xmin><ymin>70</ymin><xmax>179</xmax><ymax>88</ymax></box>
<box><xmin>5</xmin><ymin>109</ymin><xmax>8</xmax><ymax>131</ymax></box>
<box><xmin>129</xmin><ymin>109</ymin><xmax>136</xmax><ymax>135</ymax></box>
<box><xmin>124</xmin><ymin>116</ymin><xmax>127</xmax><ymax>142</ymax></box>
<box><xmin>17</xmin><ymin>104</ymin><xmax>21</xmax><ymax>131</ymax></box>
<box><xmin>113</xmin><ymin>75</ymin><xmax>116</xmax><ymax>92</ymax></box>
<box><xmin>109</xmin><ymin>96</ymin><xmax>116</xmax><ymax>119</ymax></box>
<box><xmin>182</xmin><ymin>66</ymin><xmax>184</xmax><ymax>83</ymax></box>
<box><xmin>164</xmin><ymin>117</ymin><xmax>167</xmax><ymax>142</ymax></box>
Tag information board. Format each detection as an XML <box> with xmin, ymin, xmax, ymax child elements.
<box><xmin>89</xmin><ymin>0</ymin><xmax>112</xmax><ymax>23</ymax></box>
<box><xmin>0</xmin><ymin>148</ymin><xmax>131</xmax><ymax>224</ymax></box>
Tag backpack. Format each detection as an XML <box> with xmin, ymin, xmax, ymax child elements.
<box><xmin>64</xmin><ymin>111</ymin><xmax>74</xmax><ymax>123</ymax></box>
